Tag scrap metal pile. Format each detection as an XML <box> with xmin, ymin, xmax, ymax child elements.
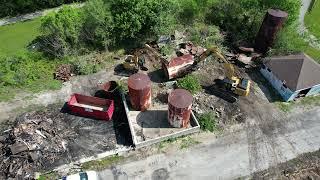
<box><xmin>54</xmin><ymin>64</ymin><xmax>74</xmax><ymax>82</ymax></box>
<box><xmin>0</xmin><ymin>109</ymin><xmax>117</xmax><ymax>179</ymax></box>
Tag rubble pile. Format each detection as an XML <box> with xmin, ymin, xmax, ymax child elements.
<box><xmin>0</xmin><ymin>111</ymin><xmax>72</xmax><ymax>179</ymax></box>
<box><xmin>0</xmin><ymin>109</ymin><xmax>117</xmax><ymax>179</ymax></box>
<box><xmin>177</xmin><ymin>42</ymin><xmax>205</xmax><ymax>57</ymax></box>
<box><xmin>54</xmin><ymin>64</ymin><xmax>74</xmax><ymax>82</ymax></box>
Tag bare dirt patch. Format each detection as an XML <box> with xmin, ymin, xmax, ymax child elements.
<box><xmin>252</xmin><ymin>149</ymin><xmax>320</xmax><ymax>179</ymax></box>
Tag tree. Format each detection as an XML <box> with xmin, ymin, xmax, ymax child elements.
<box><xmin>109</xmin><ymin>0</ymin><xmax>174</xmax><ymax>42</ymax></box>
<box><xmin>82</xmin><ymin>0</ymin><xmax>114</xmax><ymax>50</ymax></box>
<box><xmin>39</xmin><ymin>6</ymin><xmax>84</xmax><ymax>57</ymax></box>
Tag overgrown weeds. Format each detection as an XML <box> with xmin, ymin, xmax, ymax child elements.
<box><xmin>198</xmin><ymin>112</ymin><xmax>218</xmax><ymax>132</ymax></box>
<box><xmin>81</xmin><ymin>155</ymin><xmax>124</xmax><ymax>171</ymax></box>
<box><xmin>177</xmin><ymin>74</ymin><xmax>202</xmax><ymax>94</ymax></box>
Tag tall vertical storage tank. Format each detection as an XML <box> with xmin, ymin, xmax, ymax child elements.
<box><xmin>128</xmin><ymin>73</ymin><xmax>152</xmax><ymax>111</ymax></box>
<box><xmin>168</xmin><ymin>89</ymin><xmax>193</xmax><ymax>128</ymax></box>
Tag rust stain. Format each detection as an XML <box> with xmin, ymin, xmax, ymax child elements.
<box><xmin>168</xmin><ymin>89</ymin><xmax>193</xmax><ymax>128</ymax></box>
<box><xmin>128</xmin><ymin>73</ymin><xmax>152</xmax><ymax>111</ymax></box>
<box><xmin>255</xmin><ymin>9</ymin><xmax>288</xmax><ymax>54</ymax></box>
<box><xmin>163</xmin><ymin>54</ymin><xmax>195</xmax><ymax>80</ymax></box>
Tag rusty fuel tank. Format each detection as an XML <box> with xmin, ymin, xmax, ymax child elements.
<box><xmin>128</xmin><ymin>73</ymin><xmax>152</xmax><ymax>111</ymax></box>
<box><xmin>162</xmin><ymin>54</ymin><xmax>194</xmax><ymax>80</ymax></box>
<box><xmin>168</xmin><ymin>89</ymin><xmax>193</xmax><ymax>128</ymax></box>
<box><xmin>255</xmin><ymin>9</ymin><xmax>288</xmax><ymax>54</ymax></box>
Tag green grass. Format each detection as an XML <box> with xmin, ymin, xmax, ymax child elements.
<box><xmin>177</xmin><ymin>74</ymin><xmax>202</xmax><ymax>94</ymax></box>
<box><xmin>0</xmin><ymin>18</ymin><xmax>41</xmax><ymax>56</ymax></box>
<box><xmin>276</xmin><ymin>95</ymin><xmax>320</xmax><ymax>112</ymax></box>
<box><xmin>273</xmin><ymin>25</ymin><xmax>320</xmax><ymax>63</ymax></box>
<box><xmin>38</xmin><ymin>171</ymin><xmax>59</xmax><ymax>180</ymax></box>
<box><xmin>305</xmin><ymin>0</ymin><xmax>320</xmax><ymax>39</ymax></box>
<box><xmin>157</xmin><ymin>136</ymin><xmax>200</xmax><ymax>152</ymax></box>
<box><xmin>81</xmin><ymin>155</ymin><xmax>124</xmax><ymax>171</ymax></box>
<box><xmin>198</xmin><ymin>112</ymin><xmax>218</xmax><ymax>132</ymax></box>
<box><xmin>180</xmin><ymin>136</ymin><xmax>200</xmax><ymax>149</ymax></box>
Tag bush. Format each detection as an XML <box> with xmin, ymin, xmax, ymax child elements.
<box><xmin>0</xmin><ymin>52</ymin><xmax>61</xmax><ymax>92</ymax></box>
<box><xmin>177</xmin><ymin>74</ymin><xmax>202</xmax><ymax>94</ymax></box>
<box><xmin>110</xmin><ymin>0</ymin><xmax>176</xmax><ymax>42</ymax></box>
<box><xmin>187</xmin><ymin>23</ymin><xmax>224</xmax><ymax>47</ymax></box>
<box><xmin>178</xmin><ymin>0</ymin><xmax>200</xmax><ymax>24</ymax></box>
<box><xmin>82</xmin><ymin>0</ymin><xmax>113</xmax><ymax>50</ymax></box>
<box><xmin>69</xmin><ymin>52</ymin><xmax>111</xmax><ymax>75</ymax></box>
<box><xmin>39</xmin><ymin>6</ymin><xmax>84</xmax><ymax>57</ymax></box>
<box><xmin>198</xmin><ymin>112</ymin><xmax>217</xmax><ymax>132</ymax></box>
<box><xmin>0</xmin><ymin>0</ymin><xmax>85</xmax><ymax>18</ymax></box>
<box><xmin>271</xmin><ymin>24</ymin><xmax>320</xmax><ymax>62</ymax></box>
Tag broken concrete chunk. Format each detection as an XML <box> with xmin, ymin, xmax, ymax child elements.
<box><xmin>237</xmin><ymin>54</ymin><xmax>253</xmax><ymax>65</ymax></box>
<box><xmin>178</xmin><ymin>49</ymin><xmax>190</xmax><ymax>56</ymax></box>
<box><xmin>9</xmin><ymin>142</ymin><xmax>29</xmax><ymax>155</ymax></box>
<box><xmin>239</xmin><ymin>46</ymin><xmax>255</xmax><ymax>53</ymax></box>
<box><xmin>196</xmin><ymin>47</ymin><xmax>205</xmax><ymax>56</ymax></box>
<box><xmin>29</xmin><ymin>152</ymin><xmax>39</xmax><ymax>162</ymax></box>
<box><xmin>191</xmin><ymin>47</ymin><xmax>198</xmax><ymax>55</ymax></box>
<box><xmin>0</xmin><ymin>135</ymin><xmax>6</xmax><ymax>143</ymax></box>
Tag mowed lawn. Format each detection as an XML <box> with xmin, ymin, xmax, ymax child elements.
<box><xmin>305</xmin><ymin>0</ymin><xmax>320</xmax><ymax>39</ymax></box>
<box><xmin>0</xmin><ymin>18</ymin><xmax>41</xmax><ymax>56</ymax></box>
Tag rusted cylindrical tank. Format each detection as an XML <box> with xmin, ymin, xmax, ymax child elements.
<box><xmin>128</xmin><ymin>73</ymin><xmax>151</xmax><ymax>111</ymax></box>
<box><xmin>162</xmin><ymin>54</ymin><xmax>195</xmax><ymax>80</ymax></box>
<box><xmin>96</xmin><ymin>81</ymin><xmax>119</xmax><ymax>99</ymax></box>
<box><xmin>168</xmin><ymin>89</ymin><xmax>193</xmax><ymax>128</ymax></box>
<box><xmin>254</xmin><ymin>9</ymin><xmax>288</xmax><ymax>54</ymax></box>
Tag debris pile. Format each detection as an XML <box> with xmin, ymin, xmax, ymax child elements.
<box><xmin>177</xmin><ymin>42</ymin><xmax>205</xmax><ymax>57</ymax></box>
<box><xmin>0</xmin><ymin>112</ymin><xmax>70</xmax><ymax>179</ymax></box>
<box><xmin>54</xmin><ymin>64</ymin><xmax>74</xmax><ymax>82</ymax></box>
<box><xmin>0</xmin><ymin>109</ymin><xmax>117</xmax><ymax>179</ymax></box>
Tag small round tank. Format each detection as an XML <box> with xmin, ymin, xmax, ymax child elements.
<box><xmin>168</xmin><ymin>89</ymin><xmax>193</xmax><ymax>128</ymax></box>
<box><xmin>128</xmin><ymin>73</ymin><xmax>152</xmax><ymax>111</ymax></box>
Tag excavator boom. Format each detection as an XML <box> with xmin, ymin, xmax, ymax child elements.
<box><xmin>199</xmin><ymin>46</ymin><xmax>251</xmax><ymax>97</ymax></box>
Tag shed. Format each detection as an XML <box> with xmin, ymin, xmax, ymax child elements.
<box><xmin>260</xmin><ymin>53</ymin><xmax>320</xmax><ymax>101</ymax></box>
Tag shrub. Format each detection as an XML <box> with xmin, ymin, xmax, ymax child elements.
<box><xmin>82</xmin><ymin>0</ymin><xmax>113</xmax><ymax>50</ymax></box>
<box><xmin>69</xmin><ymin>52</ymin><xmax>110</xmax><ymax>75</ymax></box>
<box><xmin>110</xmin><ymin>0</ymin><xmax>175</xmax><ymax>42</ymax></box>
<box><xmin>0</xmin><ymin>52</ymin><xmax>61</xmax><ymax>91</ymax></box>
<box><xmin>39</xmin><ymin>6</ymin><xmax>84</xmax><ymax>57</ymax></box>
<box><xmin>177</xmin><ymin>74</ymin><xmax>202</xmax><ymax>94</ymax></box>
<box><xmin>178</xmin><ymin>0</ymin><xmax>200</xmax><ymax>24</ymax></box>
<box><xmin>198</xmin><ymin>112</ymin><xmax>218</xmax><ymax>132</ymax></box>
<box><xmin>187</xmin><ymin>23</ymin><xmax>224</xmax><ymax>47</ymax></box>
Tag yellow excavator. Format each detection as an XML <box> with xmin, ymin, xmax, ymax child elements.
<box><xmin>122</xmin><ymin>50</ymin><xmax>146</xmax><ymax>72</ymax></box>
<box><xmin>197</xmin><ymin>46</ymin><xmax>251</xmax><ymax>97</ymax></box>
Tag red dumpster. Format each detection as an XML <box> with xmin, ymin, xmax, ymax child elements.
<box><xmin>67</xmin><ymin>93</ymin><xmax>114</xmax><ymax>120</ymax></box>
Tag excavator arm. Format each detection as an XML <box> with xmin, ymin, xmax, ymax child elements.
<box><xmin>199</xmin><ymin>46</ymin><xmax>251</xmax><ymax>97</ymax></box>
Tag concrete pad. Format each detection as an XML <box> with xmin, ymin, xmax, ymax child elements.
<box><xmin>123</xmin><ymin>95</ymin><xmax>200</xmax><ymax>148</ymax></box>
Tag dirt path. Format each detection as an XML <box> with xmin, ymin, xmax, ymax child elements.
<box><xmin>0</xmin><ymin>3</ymin><xmax>84</xmax><ymax>26</ymax></box>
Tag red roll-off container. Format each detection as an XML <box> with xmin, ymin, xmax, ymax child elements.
<box><xmin>67</xmin><ymin>93</ymin><xmax>114</xmax><ymax>120</ymax></box>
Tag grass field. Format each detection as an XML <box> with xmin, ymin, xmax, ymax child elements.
<box><xmin>0</xmin><ymin>18</ymin><xmax>41</xmax><ymax>56</ymax></box>
<box><xmin>305</xmin><ymin>0</ymin><xmax>320</xmax><ymax>39</ymax></box>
